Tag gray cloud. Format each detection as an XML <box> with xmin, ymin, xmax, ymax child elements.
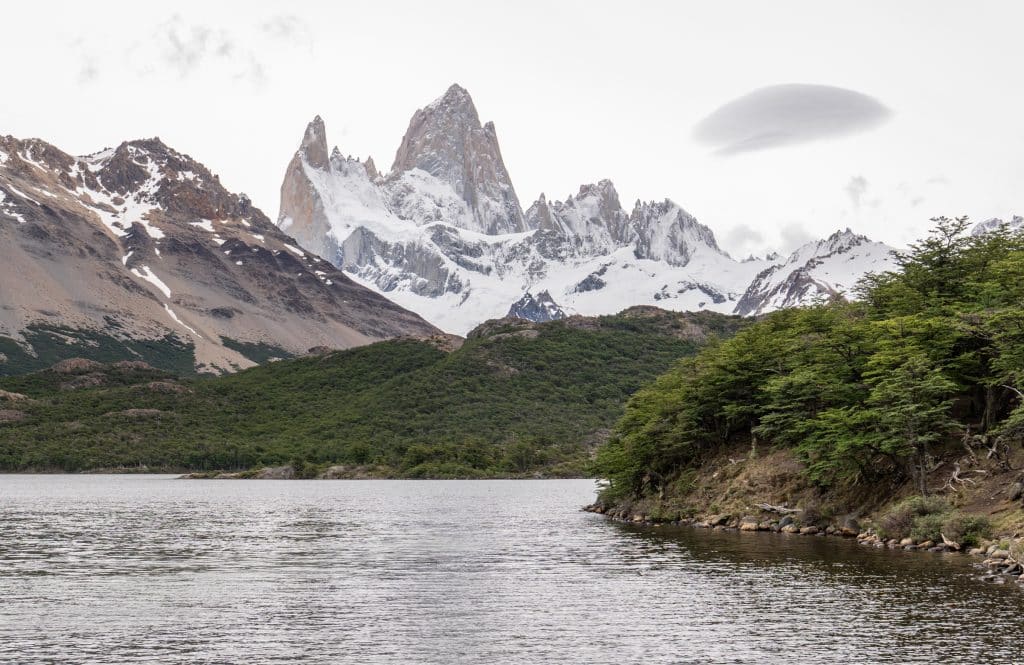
<box><xmin>693</xmin><ymin>84</ymin><xmax>892</xmax><ymax>155</ymax></box>
<box><xmin>157</xmin><ymin>17</ymin><xmax>235</xmax><ymax>77</ymax></box>
<box><xmin>261</xmin><ymin>14</ymin><xmax>312</xmax><ymax>48</ymax></box>
<box><xmin>723</xmin><ymin>223</ymin><xmax>765</xmax><ymax>256</ymax></box>
<box><xmin>845</xmin><ymin>175</ymin><xmax>868</xmax><ymax>210</ymax></box>
<box><xmin>78</xmin><ymin>59</ymin><xmax>99</xmax><ymax>83</ymax></box>
<box><xmin>75</xmin><ymin>15</ymin><xmax>306</xmax><ymax>89</ymax></box>
<box><xmin>780</xmin><ymin>222</ymin><xmax>816</xmax><ymax>252</ymax></box>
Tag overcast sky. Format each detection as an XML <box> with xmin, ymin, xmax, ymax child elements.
<box><xmin>3</xmin><ymin>1</ymin><xmax>1021</xmax><ymax>256</ymax></box>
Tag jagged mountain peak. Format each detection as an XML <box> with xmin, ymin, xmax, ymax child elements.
<box><xmin>300</xmin><ymin>115</ymin><xmax>329</xmax><ymax>170</ymax></box>
<box><xmin>789</xmin><ymin>227</ymin><xmax>873</xmax><ymax>263</ymax></box>
<box><xmin>363</xmin><ymin>156</ymin><xmax>380</xmax><ymax>181</ymax></box>
<box><xmin>735</xmin><ymin>226</ymin><xmax>896</xmax><ymax>316</ymax></box>
<box><xmin>576</xmin><ymin>179</ymin><xmax>620</xmax><ymax>201</ymax></box>
<box><xmin>273</xmin><ymin>89</ymin><xmax>896</xmax><ymax>335</ymax></box>
<box><xmin>508</xmin><ymin>290</ymin><xmax>567</xmax><ymax>323</ymax></box>
<box><xmin>630</xmin><ymin>198</ymin><xmax>724</xmax><ymax>264</ymax></box>
<box><xmin>390</xmin><ymin>85</ymin><xmax>526</xmax><ymax>235</ymax></box>
<box><xmin>426</xmin><ymin>83</ymin><xmax>478</xmax><ymax>116</ymax></box>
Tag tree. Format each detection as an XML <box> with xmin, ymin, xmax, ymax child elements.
<box><xmin>863</xmin><ymin>339</ymin><xmax>959</xmax><ymax>495</ymax></box>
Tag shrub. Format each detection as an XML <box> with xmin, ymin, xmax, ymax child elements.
<box><xmin>897</xmin><ymin>508</ymin><xmax>990</xmax><ymax>546</ymax></box>
<box><xmin>878</xmin><ymin>495</ymin><xmax>951</xmax><ymax>539</ymax></box>
<box><xmin>940</xmin><ymin>513</ymin><xmax>991</xmax><ymax>547</ymax></box>
<box><xmin>909</xmin><ymin>513</ymin><xmax>947</xmax><ymax>542</ymax></box>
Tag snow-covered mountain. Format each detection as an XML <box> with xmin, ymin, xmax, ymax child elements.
<box><xmin>278</xmin><ymin>84</ymin><xmax>898</xmax><ymax>334</ymax></box>
<box><xmin>507</xmin><ymin>291</ymin><xmax>566</xmax><ymax>322</ymax></box>
<box><xmin>0</xmin><ymin>134</ymin><xmax>437</xmax><ymax>374</ymax></box>
<box><xmin>972</xmin><ymin>216</ymin><xmax>1024</xmax><ymax>236</ymax></box>
<box><xmin>734</xmin><ymin>229</ymin><xmax>896</xmax><ymax>315</ymax></box>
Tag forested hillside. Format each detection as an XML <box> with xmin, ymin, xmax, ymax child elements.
<box><xmin>0</xmin><ymin>308</ymin><xmax>743</xmax><ymax>477</ymax></box>
<box><xmin>594</xmin><ymin>218</ymin><xmax>1024</xmax><ymax>539</ymax></box>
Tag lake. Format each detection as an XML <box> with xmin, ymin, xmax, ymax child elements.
<box><xmin>1</xmin><ymin>476</ymin><xmax>1022</xmax><ymax>664</ymax></box>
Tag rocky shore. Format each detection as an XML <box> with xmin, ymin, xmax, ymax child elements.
<box><xmin>584</xmin><ymin>502</ymin><xmax>1024</xmax><ymax>586</ymax></box>
<box><xmin>180</xmin><ymin>464</ymin><xmax>387</xmax><ymax>480</ymax></box>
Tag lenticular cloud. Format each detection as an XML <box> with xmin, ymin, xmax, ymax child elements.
<box><xmin>694</xmin><ymin>84</ymin><xmax>892</xmax><ymax>155</ymax></box>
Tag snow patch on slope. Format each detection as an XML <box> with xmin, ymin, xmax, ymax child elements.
<box><xmin>130</xmin><ymin>265</ymin><xmax>172</xmax><ymax>299</ymax></box>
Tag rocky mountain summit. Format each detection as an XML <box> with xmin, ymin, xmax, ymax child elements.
<box><xmin>507</xmin><ymin>291</ymin><xmax>566</xmax><ymax>322</ymax></box>
<box><xmin>0</xmin><ymin>134</ymin><xmax>437</xmax><ymax>374</ymax></box>
<box><xmin>972</xmin><ymin>215</ymin><xmax>1024</xmax><ymax>236</ymax></box>
<box><xmin>278</xmin><ymin>84</ymin><xmax>898</xmax><ymax>334</ymax></box>
<box><xmin>734</xmin><ymin>229</ymin><xmax>894</xmax><ymax>316</ymax></box>
<box><xmin>391</xmin><ymin>84</ymin><xmax>526</xmax><ymax>235</ymax></box>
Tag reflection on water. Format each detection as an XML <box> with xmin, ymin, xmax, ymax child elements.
<box><xmin>0</xmin><ymin>475</ymin><xmax>1022</xmax><ymax>664</ymax></box>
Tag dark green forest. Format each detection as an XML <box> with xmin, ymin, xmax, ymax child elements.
<box><xmin>0</xmin><ymin>308</ymin><xmax>742</xmax><ymax>477</ymax></box>
<box><xmin>595</xmin><ymin>218</ymin><xmax>1024</xmax><ymax>510</ymax></box>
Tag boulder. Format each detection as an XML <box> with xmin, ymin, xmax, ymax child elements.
<box><xmin>799</xmin><ymin>526</ymin><xmax>820</xmax><ymax>535</ymax></box>
<box><xmin>59</xmin><ymin>373</ymin><xmax>107</xmax><ymax>390</ymax></box>
<box><xmin>0</xmin><ymin>409</ymin><xmax>27</xmax><ymax>423</ymax></box>
<box><xmin>112</xmin><ymin>360</ymin><xmax>156</xmax><ymax>371</ymax></box>
<box><xmin>50</xmin><ymin>358</ymin><xmax>104</xmax><ymax>374</ymax></box>
<box><xmin>143</xmin><ymin>381</ymin><xmax>193</xmax><ymax>395</ymax></box>
<box><xmin>253</xmin><ymin>465</ymin><xmax>295</xmax><ymax>480</ymax></box>
<box><xmin>781</xmin><ymin>524</ymin><xmax>800</xmax><ymax>534</ymax></box>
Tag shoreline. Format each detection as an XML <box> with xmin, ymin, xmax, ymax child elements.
<box><xmin>584</xmin><ymin>502</ymin><xmax>1024</xmax><ymax>586</ymax></box>
<box><xmin>0</xmin><ymin>468</ymin><xmax>594</xmax><ymax>481</ymax></box>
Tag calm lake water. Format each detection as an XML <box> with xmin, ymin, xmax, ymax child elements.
<box><xmin>1</xmin><ymin>476</ymin><xmax>1022</xmax><ymax>664</ymax></box>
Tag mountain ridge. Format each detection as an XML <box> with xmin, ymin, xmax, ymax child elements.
<box><xmin>277</xmin><ymin>85</ymin><xmax>899</xmax><ymax>334</ymax></box>
<box><xmin>0</xmin><ymin>132</ymin><xmax>438</xmax><ymax>374</ymax></box>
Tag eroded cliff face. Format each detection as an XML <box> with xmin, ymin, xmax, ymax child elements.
<box><xmin>391</xmin><ymin>84</ymin><xmax>526</xmax><ymax>235</ymax></box>
<box><xmin>275</xmin><ymin>84</ymin><xmax>898</xmax><ymax>335</ymax></box>
<box><xmin>0</xmin><ymin>133</ymin><xmax>438</xmax><ymax>374</ymax></box>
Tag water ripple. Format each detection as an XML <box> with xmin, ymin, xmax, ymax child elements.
<box><xmin>0</xmin><ymin>476</ymin><xmax>1022</xmax><ymax>664</ymax></box>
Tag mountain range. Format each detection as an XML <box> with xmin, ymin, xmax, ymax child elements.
<box><xmin>5</xmin><ymin>83</ymin><xmax>1011</xmax><ymax>374</ymax></box>
<box><xmin>277</xmin><ymin>84</ymin><xmax>900</xmax><ymax>334</ymax></box>
<box><xmin>0</xmin><ymin>134</ymin><xmax>437</xmax><ymax>374</ymax></box>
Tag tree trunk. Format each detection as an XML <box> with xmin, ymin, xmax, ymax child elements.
<box><xmin>983</xmin><ymin>385</ymin><xmax>997</xmax><ymax>432</ymax></box>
